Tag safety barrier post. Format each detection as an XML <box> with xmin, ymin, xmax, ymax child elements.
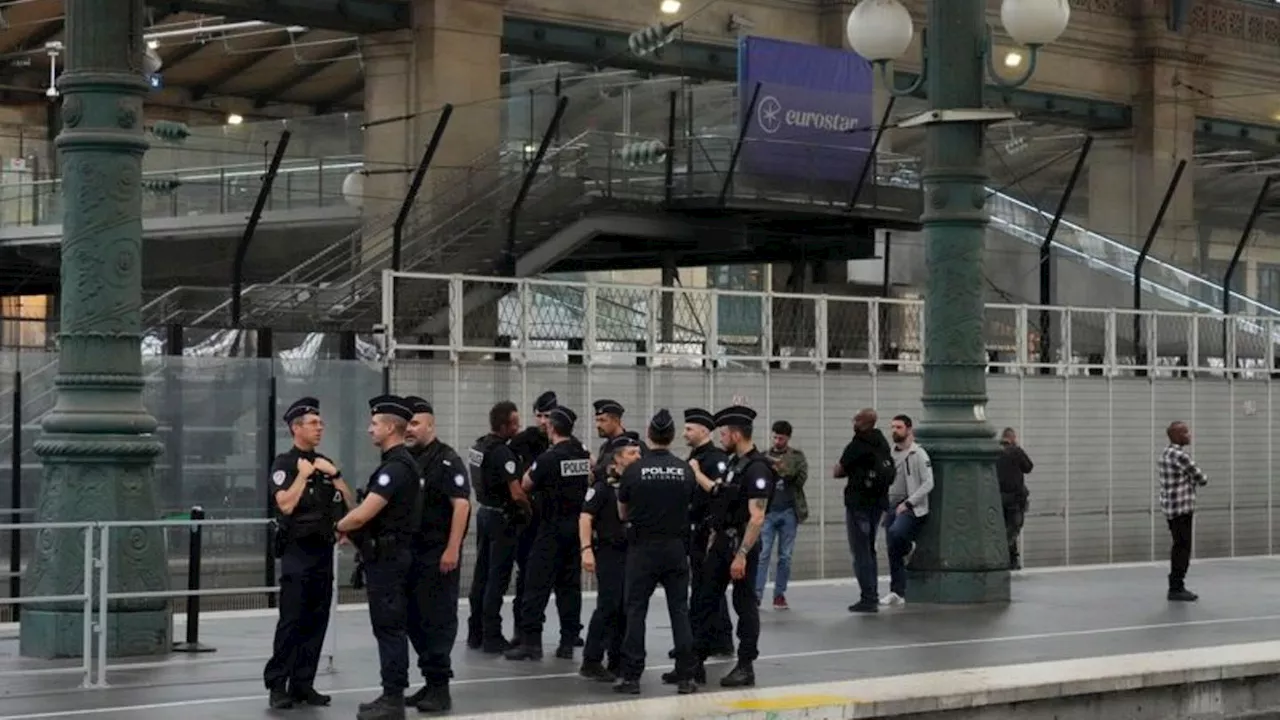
<box><xmin>95</xmin><ymin>524</ymin><xmax>109</xmax><ymax>687</ymax></box>
<box><xmin>81</xmin><ymin>525</ymin><xmax>94</xmax><ymax>686</ymax></box>
<box><xmin>172</xmin><ymin>506</ymin><xmax>215</xmax><ymax>653</ymax></box>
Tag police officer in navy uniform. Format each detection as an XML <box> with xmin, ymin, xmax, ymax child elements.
<box><xmin>592</xmin><ymin>399</ymin><xmax>646</xmax><ymax>483</ymax></box>
<box><xmin>338</xmin><ymin>395</ymin><xmax>423</xmax><ymax>720</ymax></box>
<box><xmin>615</xmin><ymin>409</ymin><xmax>698</xmax><ymax>695</ymax></box>
<box><xmin>506</xmin><ymin>391</ymin><xmax>556</xmax><ymax>646</ymax></box>
<box><xmin>578</xmin><ymin>435</ymin><xmax>641</xmax><ymax>682</ymax></box>
<box><xmin>263</xmin><ymin>397</ymin><xmax>353</xmax><ymax>709</ymax></box>
<box><xmin>679</xmin><ymin>408</ymin><xmax>735</xmax><ymax>659</ymax></box>
<box><xmin>401</xmin><ymin>396</ymin><xmax>471</xmax><ymax>713</ymax></box>
<box><xmin>687</xmin><ymin>405</ymin><xmax>776</xmax><ymax>688</ymax></box>
<box><xmin>466</xmin><ymin>400</ymin><xmax>529</xmax><ymax>653</ymax></box>
<box><xmin>505</xmin><ymin>405</ymin><xmax>591</xmax><ymax>661</ymax></box>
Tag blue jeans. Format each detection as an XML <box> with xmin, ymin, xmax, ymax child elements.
<box><xmin>754</xmin><ymin>508</ymin><xmax>798</xmax><ymax>600</ymax></box>
<box><xmin>884</xmin><ymin>511</ymin><xmax>925</xmax><ymax>597</ymax></box>
<box><xmin>846</xmin><ymin>506</ymin><xmax>883</xmax><ymax>604</ymax></box>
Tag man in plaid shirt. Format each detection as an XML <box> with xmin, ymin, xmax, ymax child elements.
<box><xmin>1158</xmin><ymin>421</ymin><xmax>1208</xmax><ymax>602</ymax></box>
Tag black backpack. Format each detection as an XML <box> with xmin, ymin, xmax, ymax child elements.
<box><xmin>862</xmin><ymin>443</ymin><xmax>895</xmax><ymax>494</ymax></box>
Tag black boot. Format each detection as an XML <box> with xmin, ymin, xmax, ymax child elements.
<box><xmin>662</xmin><ymin>663</ymin><xmax>706</xmax><ymax>685</ymax></box>
<box><xmin>720</xmin><ymin>663</ymin><xmax>755</xmax><ymax>688</ymax></box>
<box><xmin>356</xmin><ymin>692</ymin><xmax>405</xmax><ymax>720</ymax></box>
<box><xmin>404</xmin><ymin>685</ymin><xmax>429</xmax><ymax>706</ymax></box>
<box><xmin>613</xmin><ymin>677</ymin><xmax>640</xmax><ymax>694</ymax></box>
<box><xmin>555</xmin><ymin>642</ymin><xmax>575</xmax><ymax>659</ymax></box>
<box><xmin>290</xmin><ymin>686</ymin><xmax>331</xmax><ymax>706</ymax></box>
<box><xmin>267</xmin><ymin>689</ymin><xmax>294</xmax><ymax>709</ymax></box>
<box><xmin>579</xmin><ymin>661</ymin><xmax>615</xmax><ymax>682</ymax></box>
<box><xmin>417</xmin><ymin>684</ymin><xmax>452</xmax><ymax>713</ymax></box>
<box><xmin>504</xmin><ymin>643</ymin><xmax>543</xmax><ymax>661</ymax></box>
<box><xmin>481</xmin><ymin>637</ymin><xmax>512</xmax><ymax>654</ymax></box>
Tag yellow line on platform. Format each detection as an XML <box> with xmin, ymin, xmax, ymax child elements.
<box><xmin>725</xmin><ymin>693</ymin><xmax>856</xmax><ymax>711</ymax></box>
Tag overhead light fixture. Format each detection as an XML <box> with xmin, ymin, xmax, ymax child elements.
<box><xmin>226</xmin><ymin>113</ymin><xmax>244</xmax><ymax>125</ymax></box>
<box><xmin>660</xmin><ymin>0</ymin><xmax>681</xmax><ymax>13</ymax></box>
<box><xmin>146</xmin><ymin>39</ymin><xmax>159</xmax><ymax>50</ymax></box>
<box><xmin>1004</xmin><ymin>50</ymin><xmax>1023</xmax><ymax>67</ymax></box>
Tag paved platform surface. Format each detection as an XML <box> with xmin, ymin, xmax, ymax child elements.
<box><xmin>2</xmin><ymin>557</ymin><xmax>1280</xmax><ymax>719</ymax></box>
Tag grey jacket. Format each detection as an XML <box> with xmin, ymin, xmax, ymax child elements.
<box><xmin>889</xmin><ymin>441</ymin><xmax>934</xmax><ymax>517</ymax></box>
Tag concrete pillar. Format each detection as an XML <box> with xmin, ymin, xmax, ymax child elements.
<box><xmin>360</xmin><ymin>0</ymin><xmax>503</xmax><ymax>244</ymax></box>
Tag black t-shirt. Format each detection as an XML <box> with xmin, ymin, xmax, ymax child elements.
<box><xmin>838</xmin><ymin>429</ymin><xmax>893</xmax><ymax>509</ymax></box>
<box><xmin>508</xmin><ymin>426</ymin><xmax>549</xmax><ymax>473</ymax></box>
<box><xmin>688</xmin><ymin>441</ymin><xmax>730</xmax><ymax>527</ymax></box>
<box><xmin>528</xmin><ymin>439</ymin><xmax>592</xmax><ymax>520</ymax></box>
<box><xmin>726</xmin><ymin>448</ymin><xmax>776</xmax><ymax>530</ymax></box>
<box><xmin>470</xmin><ymin>433</ymin><xmax>521</xmax><ymax>508</ymax></box>
<box><xmin>363</xmin><ymin>444</ymin><xmax>422</xmax><ymax>538</ymax></box>
<box><xmin>269</xmin><ymin>446</ymin><xmax>344</xmax><ymax>541</ymax></box>
<box><xmin>411</xmin><ymin>439</ymin><xmax>471</xmax><ymax>547</ymax></box>
<box><xmin>583</xmin><ymin>477</ymin><xmax>625</xmax><ymax>547</ymax></box>
<box><xmin>618</xmin><ymin>448</ymin><xmax>694</xmax><ymax>540</ymax></box>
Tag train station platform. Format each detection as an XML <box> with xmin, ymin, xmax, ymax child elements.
<box><xmin>3</xmin><ymin>556</ymin><xmax>1280</xmax><ymax>719</ymax></box>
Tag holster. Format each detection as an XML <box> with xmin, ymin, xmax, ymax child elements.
<box><xmin>350</xmin><ymin>552</ymin><xmax>366</xmax><ymax>589</ymax></box>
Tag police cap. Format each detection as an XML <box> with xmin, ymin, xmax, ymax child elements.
<box><xmin>550</xmin><ymin>405</ymin><xmax>577</xmax><ymax>429</ymax></box>
<box><xmin>714</xmin><ymin>405</ymin><xmax>756</xmax><ymax>428</ymax></box>
<box><xmin>649</xmin><ymin>408</ymin><xmax>675</xmax><ymax>432</ymax></box>
<box><xmin>683</xmin><ymin>407</ymin><xmax>715</xmax><ymax>430</ymax></box>
<box><xmin>534</xmin><ymin>391</ymin><xmax>558</xmax><ymax>413</ymax></box>
<box><xmin>613</xmin><ymin>435</ymin><xmax>643</xmax><ymax>448</ymax></box>
<box><xmin>593</xmin><ymin>399</ymin><xmax>625</xmax><ymax>417</ymax></box>
<box><xmin>404</xmin><ymin>395</ymin><xmax>434</xmax><ymax>415</ymax></box>
<box><xmin>283</xmin><ymin>397</ymin><xmax>320</xmax><ymax>424</ymax></box>
<box><xmin>369</xmin><ymin>394</ymin><xmax>413</xmax><ymax>421</ymax></box>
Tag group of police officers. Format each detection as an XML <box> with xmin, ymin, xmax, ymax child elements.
<box><xmin>263</xmin><ymin>389</ymin><xmax>780</xmax><ymax>718</ymax></box>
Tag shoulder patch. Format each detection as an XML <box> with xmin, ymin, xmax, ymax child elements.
<box><xmin>756</xmin><ymin>477</ymin><xmax>767</xmax><ymax>490</ymax></box>
<box><xmin>443</xmin><ymin>459</ymin><xmax>452</xmax><ymax>467</ymax></box>
<box><xmin>377</xmin><ymin>473</ymin><xmax>391</xmax><ymax>487</ymax></box>
<box><xmin>717</xmin><ymin>461</ymin><xmax>726</xmax><ymax>473</ymax></box>
<box><xmin>505</xmin><ymin>460</ymin><xmax>517</xmax><ymax>474</ymax></box>
<box><xmin>454</xmin><ymin>474</ymin><xmax>465</xmax><ymax>487</ymax></box>
<box><xmin>531</xmin><ymin>461</ymin><xmax>538</xmax><ymax>472</ymax></box>
<box><xmin>585</xmin><ymin>487</ymin><xmax>596</xmax><ymax>502</ymax></box>
<box><xmin>272</xmin><ymin>470</ymin><xmax>286</xmax><ymax>486</ymax></box>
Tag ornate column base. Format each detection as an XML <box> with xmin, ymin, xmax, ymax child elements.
<box><xmin>21</xmin><ymin>609</ymin><xmax>171</xmax><ymax>660</ymax></box>
<box><xmin>905</xmin><ymin>437</ymin><xmax>1011</xmax><ymax>604</ymax></box>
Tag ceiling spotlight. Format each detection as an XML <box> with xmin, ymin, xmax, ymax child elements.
<box><xmin>660</xmin><ymin>0</ymin><xmax>681</xmax><ymax>14</ymax></box>
<box><xmin>1004</xmin><ymin>51</ymin><xmax>1023</xmax><ymax>67</ymax></box>
<box><xmin>226</xmin><ymin>113</ymin><xmax>244</xmax><ymax>125</ymax></box>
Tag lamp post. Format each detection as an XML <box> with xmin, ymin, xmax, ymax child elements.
<box><xmin>847</xmin><ymin>0</ymin><xmax>1069</xmax><ymax>603</ymax></box>
<box><xmin>20</xmin><ymin>0</ymin><xmax>170</xmax><ymax>657</ymax></box>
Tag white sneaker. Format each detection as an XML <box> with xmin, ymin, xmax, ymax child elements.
<box><xmin>879</xmin><ymin>592</ymin><xmax>905</xmax><ymax>606</ymax></box>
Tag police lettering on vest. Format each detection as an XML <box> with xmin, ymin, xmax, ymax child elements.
<box><xmin>528</xmin><ymin>413</ymin><xmax>592</xmax><ymax>518</ymax></box>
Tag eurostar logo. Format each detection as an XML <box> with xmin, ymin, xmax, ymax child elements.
<box><xmin>757</xmin><ymin>95</ymin><xmax>782</xmax><ymax>134</ymax></box>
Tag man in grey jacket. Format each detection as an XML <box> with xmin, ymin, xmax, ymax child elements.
<box><xmin>881</xmin><ymin>414</ymin><xmax>934</xmax><ymax>606</ymax></box>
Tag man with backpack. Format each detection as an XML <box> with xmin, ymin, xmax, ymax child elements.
<box><xmin>832</xmin><ymin>408</ymin><xmax>894</xmax><ymax>613</ymax></box>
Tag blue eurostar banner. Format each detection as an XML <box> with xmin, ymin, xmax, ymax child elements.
<box><xmin>737</xmin><ymin>36</ymin><xmax>874</xmax><ymax>183</ymax></box>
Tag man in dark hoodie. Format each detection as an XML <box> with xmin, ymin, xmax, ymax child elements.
<box><xmin>833</xmin><ymin>408</ymin><xmax>894</xmax><ymax>613</ymax></box>
<box><xmin>997</xmin><ymin>427</ymin><xmax>1034</xmax><ymax>570</ymax></box>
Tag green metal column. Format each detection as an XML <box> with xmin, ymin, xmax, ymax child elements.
<box><xmin>904</xmin><ymin>0</ymin><xmax>1010</xmax><ymax>603</ymax></box>
<box><xmin>21</xmin><ymin>0</ymin><xmax>170</xmax><ymax>657</ymax></box>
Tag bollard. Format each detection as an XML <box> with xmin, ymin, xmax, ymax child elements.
<box><xmin>173</xmin><ymin>506</ymin><xmax>216</xmax><ymax>653</ymax></box>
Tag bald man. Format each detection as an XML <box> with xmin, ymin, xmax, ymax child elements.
<box><xmin>833</xmin><ymin>408</ymin><xmax>894</xmax><ymax>613</ymax></box>
<box><xmin>1158</xmin><ymin>421</ymin><xmax>1208</xmax><ymax>602</ymax></box>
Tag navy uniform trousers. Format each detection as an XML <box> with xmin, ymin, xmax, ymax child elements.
<box><xmin>467</xmin><ymin>507</ymin><xmax>519</xmax><ymax>646</ymax></box>
<box><xmin>264</xmin><ymin>539</ymin><xmax>334</xmax><ymax>693</ymax></box>
<box><xmin>408</xmin><ymin>543</ymin><xmax>462</xmax><ymax>686</ymax></box>
<box><xmin>517</xmin><ymin>517</ymin><xmax>583</xmax><ymax>647</ymax></box>
<box><xmin>364</xmin><ymin>546</ymin><xmax>415</xmax><ymax>693</ymax></box>
<box><xmin>620</xmin><ymin>537</ymin><xmax>695</xmax><ymax>681</ymax></box>
<box><xmin>583</xmin><ymin>543</ymin><xmax>626</xmax><ymax>669</ymax></box>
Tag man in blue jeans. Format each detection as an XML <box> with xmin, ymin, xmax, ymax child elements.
<box><xmin>833</xmin><ymin>409</ymin><xmax>893</xmax><ymax>613</ymax></box>
<box><xmin>755</xmin><ymin>421</ymin><xmax>808</xmax><ymax>610</ymax></box>
<box><xmin>880</xmin><ymin>414</ymin><xmax>933</xmax><ymax>606</ymax></box>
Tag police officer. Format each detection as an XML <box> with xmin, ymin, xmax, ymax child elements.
<box><xmin>505</xmin><ymin>405</ymin><xmax>591</xmax><ymax>661</ymax></box>
<box><xmin>592</xmin><ymin>399</ymin><xmax>646</xmax><ymax>483</ymax></box>
<box><xmin>578</xmin><ymin>436</ymin><xmax>641</xmax><ymax>682</ymax></box>
<box><xmin>262</xmin><ymin>397</ymin><xmax>352</xmax><ymax>709</ymax></box>
<box><xmin>506</xmin><ymin>391</ymin><xmax>556</xmax><ymax>647</ymax></box>
<box><xmin>466</xmin><ymin>400</ymin><xmax>528</xmax><ymax>653</ymax></box>
<box><xmin>338</xmin><ymin>395</ymin><xmax>422</xmax><ymax>720</ymax></box>
<box><xmin>614</xmin><ymin>409</ymin><xmax>698</xmax><ymax>695</ymax></box>
<box><xmin>687</xmin><ymin>405</ymin><xmax>775</xmax><ymax>688</ymax></box>
<box><xmin>402</xmin><ymin>396</ymin><xmax>471</xmax><ymax>713</ymax></box>
<box><xmin>680</xmin><ymin>408</ymin><xmax>734</xmax><ymax>659</ymax></box>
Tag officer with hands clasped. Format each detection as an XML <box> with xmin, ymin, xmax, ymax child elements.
<box><xmin>263</xmin><ymin>397</ymin><xmax>353</xmax><ymax>710</ymax></box>
<box><xmin>613</xmin><ymin>409</ymin><xmax>699</xmax><ymax>695</ymax></box>
<box><xmin>578</xmin><ymin>435</ymin><xmax>642</xmax><ymax>682</ymax></box>
<box><xmin>338</xmin><ymin>395</ymin><xmax>423</xmax><ymax>720</ymax></box>
<box><xmin>679</xmin><ymin>408</ymin><xmax>734</xmax><ymax>658</ymax></box>
<box><xmin>466</xmin><ymin>400</ymin><xmax>530</xmax><ymax>654</ymax></box>
<box><xmin>402</xmin><ymin>396</ymin><xmax>471</xmax><ymax>714</ymax></box>
<box><xmin>505</xmin><ymin>405</ymin><xmax>591</xmax><ymax>661</ymax></box>
<box><xmin>687</xmin><ymin>405</ymin><xmax>775</xmax><ymax>688</ymax></box>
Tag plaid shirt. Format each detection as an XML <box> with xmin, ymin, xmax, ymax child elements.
<box><xmin>1157</xmin><ymin>444</ymin><xmax>1208</xmax><ymax>518</ymax></box>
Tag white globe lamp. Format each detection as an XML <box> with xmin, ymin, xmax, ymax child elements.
<box><xmin>1000</xmin><ymin>0</ymin><xmax>1070</xmax><ymax>47</ymax></box>
<box><xmin>341</xmin><ymin>170</ymin><xmax>364</xmax><ymax>209</ymax></box>
<box><xmin>846</xmin><ymin>0</ymin><xmax>914</xmax><ymax>63</ymax></box>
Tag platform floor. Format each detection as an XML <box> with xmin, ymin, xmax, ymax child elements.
<box><xmin>3</xmin><ymin>557</ymin><xmax>1280</xmax><ymax>719</ymax></box>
